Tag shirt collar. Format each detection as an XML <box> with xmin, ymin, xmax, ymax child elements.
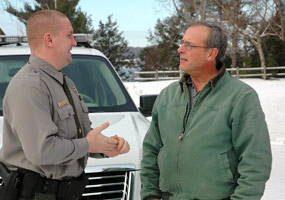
<box><xmin>180</xmin><ymin>64</ymin><xmax>226</xmax><ymax>89</ymax></box>
<box><xmin>209</xmin><ymin>65</ymin><xmax>226</xmax><ymax>88</ymax></box>
<box><xmin>29</xmin><ymin>54</ymin><xmax>64</xmax><ymax>85</ymax></box>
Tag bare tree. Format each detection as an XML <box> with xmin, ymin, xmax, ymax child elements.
<box><xmin>156</xmin><ymin>0</ymin><xmax>284</xmax><ymax>74</ymax></box>
<box><xmin>215</xmin><ymin>0</ymin><xmax>245</xmax><ymax>68</ymax></box>
<box><xmin>216</xmin><ymin>0</ymin><xmax>280</xmax><ymax>77</ymax></box>
<box><xmin>156</xmin><ymin>0</ymin><xmax>217</xmax><ymax>20</ymax></box>
<box><xmin>274</xmin><ymin>0</ymin><xmax>285</xmax><ymax>40</ymax></box>
<box><xmin>200</xmin><ymin>0</ymin><xmax>207</xmax><ymax>20</ymax></box>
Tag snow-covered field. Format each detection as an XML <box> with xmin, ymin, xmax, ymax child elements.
<box><xmin>124</xmin><ymin>78</ymin><xmax>285</xmax><ymax>200</ymax></box>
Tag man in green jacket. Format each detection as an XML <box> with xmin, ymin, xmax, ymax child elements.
<box><xmin>140</xmin><ymin>21</ymin><xmax>272</xmax><ymax>200</ymax></box>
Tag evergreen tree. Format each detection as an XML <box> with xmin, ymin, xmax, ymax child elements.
<box><xmin>4</xmin><ymin>0</ymin><xmax>93</xmax><ymax>33</ymax></box>
<box><xmin>139</xmin><ymin>45</ymin><xmax>162</xmax><ymax>71</ymax></box>
<box><xmin>140</xmin><ymin>14</ymin><xmax>186</xmax><ymax>71</ymax></box>
<box><xmin>93</xmin><ymin>15</ymin><xmax>134</xmax><ymax>76</ymax></box>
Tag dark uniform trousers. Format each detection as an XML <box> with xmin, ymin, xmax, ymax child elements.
<box><xmin>18</xmin><ymin>192</ymin><xmax>56</xmax><ymax>200</ymax></box>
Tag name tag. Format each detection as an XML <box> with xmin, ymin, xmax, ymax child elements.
<box><xmin>57</xmin><ymin>100</ymin><xmax>68</xmax><ymax>107</ymax></box>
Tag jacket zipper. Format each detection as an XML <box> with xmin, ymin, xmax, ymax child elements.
<box><xmin>176</xmin><ymin>85</ymin><xmax>201</xmax><ymax>194</ymax></box>
<box><xmin>176</xmin><ymin>89</ymin><xmax>191</xmax><ymax>194</ymax></box>
<box><xmin>178</xmin><ymin>102</ymin><xmax>188</xmax><ymax>141</ymax></box>
<box><xmin>177</xmin><ymin>102</ymin><xmax>188</xmax><ymax>170</ymax></box>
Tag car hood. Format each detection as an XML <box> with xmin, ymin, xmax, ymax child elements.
<box><xmin>86</xmin><ymin>112</ymin><xmax>149</xmax><ymax>169</ymax></box>
<box><xmin>0</xmin><ymin>112</ymin><xmax>150</xmax><ymax>170</ymax></box>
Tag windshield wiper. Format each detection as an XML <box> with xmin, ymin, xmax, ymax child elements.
<box><xmin>88</xmin><ymin>107</ymin><xmax>106</xmax><ymax>113</ymax></box>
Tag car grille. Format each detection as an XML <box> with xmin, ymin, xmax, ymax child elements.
<box><xmin>80</xmin><ymin>169</ymin><xmax>135</xmax><ymax>200</ymax></box>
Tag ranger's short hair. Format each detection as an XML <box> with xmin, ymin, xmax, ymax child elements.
<box><xmin>26</xmin><ymin>10</ymin><xmax>67</xmax><ymax>48</ymax></box>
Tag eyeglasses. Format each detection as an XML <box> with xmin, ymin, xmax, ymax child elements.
<box><xmin>179</xmin><ymin>39</ymin><xmax>211</xmax><ymax>51</ymax></box>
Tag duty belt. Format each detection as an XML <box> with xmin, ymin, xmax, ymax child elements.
<box><xmin>19</xmin><ymin>168</ymin><xmax>88</xmax><ymax>200</ymax></box>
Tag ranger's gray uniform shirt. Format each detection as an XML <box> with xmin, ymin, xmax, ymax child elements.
<box><xmin>0</xmin><ymin>55</ymin><xmax>96</xmax><ymax>180</ymax></box>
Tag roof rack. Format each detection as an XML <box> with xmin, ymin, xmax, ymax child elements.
<box><xmin>0</xmin><ymin>34</ymin><xmax>94</xmax><ymax>46</ymax></box>
<box><xmin>73</xmin><ymin>34</ymin><xmax>93</xmax><ymax>48</ymax></box>
<box><xmin>0</xmin><ymin>35</ymin><xmax>28</xmax><ymax>46</ymax></box>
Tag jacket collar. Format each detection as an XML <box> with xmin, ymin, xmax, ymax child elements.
<box><xmin>180</xmin><ymin>63</ymin><xmax>226</xmax><ymax>89</ymax></box>
<box><xmin>29</xmin><ymin>54</ymin><xmax>64</xmax><ymax>85</ymax></box>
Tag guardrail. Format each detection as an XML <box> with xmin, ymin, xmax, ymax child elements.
<box><xmin>227</xmin><ymin>66</ymin><xmax>285</xmax><ymax>79</ymax></box>
<box><xmin>132</xmin><ymin>70</ymin><xmax>182</xmax><ymax>81</ymax></box>
<box><xmin>131</xmin><ymin>66</ymin><xmax>285</xmax><ymax>81</ymax></box>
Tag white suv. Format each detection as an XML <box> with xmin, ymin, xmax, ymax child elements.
<box><xmin>0</xmin><ymin>35</ymin><xmax>155</xmax><ymax>200</ymax></box>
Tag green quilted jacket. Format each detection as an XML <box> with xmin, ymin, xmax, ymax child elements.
<box><xmin>141</xmin><ymin>70</ymin><xmax>272</xmax><ymax>200</ymax></box>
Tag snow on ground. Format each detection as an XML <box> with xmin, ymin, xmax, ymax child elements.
<box><xmin>124</xmin><ymin>78</ymin><xmax>285</xmax><ymax>200</ymax></box>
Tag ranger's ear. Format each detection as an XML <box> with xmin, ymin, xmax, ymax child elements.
<box><xmin>43</xmin><ymin>32</ymin><xmax>54</xmax><ymax>48</ymax></box>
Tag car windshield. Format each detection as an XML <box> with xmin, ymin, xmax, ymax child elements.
<box><xmin>0</xmin><ymin>54</ymin><xmax>137</xmax><ymax>116</ymax></box>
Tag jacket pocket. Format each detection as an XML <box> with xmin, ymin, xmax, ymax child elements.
<box><xmin>219</xmin><ymin>152</ymin><xmax>235</xmax><ymax>184</ymax></box>
<box><xmin>157</xmin><ymin>146</ymin><xmax>169</xmax><ymax>189</ymax></box>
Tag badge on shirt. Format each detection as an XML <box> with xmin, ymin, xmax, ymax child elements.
<box><xmin>57</xmin><ymin>100</ymin><xmax>68</xmax><ymax>107</ymax></box>
<box><xmin>73</xmin><ymin>87</ymin><xmax>83</xmax><ymax>101</ymax></box>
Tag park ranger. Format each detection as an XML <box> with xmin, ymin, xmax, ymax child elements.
<box><xmin>0</xmin><ymin>10</ymin><xmax>130</xmax><ymax>200</ymax></box>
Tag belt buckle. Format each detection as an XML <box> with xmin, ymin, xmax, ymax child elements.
<box><xmin>41</xmin><ymin>180</ymin><xmax>50</xmax><ymax>194</ymax></box>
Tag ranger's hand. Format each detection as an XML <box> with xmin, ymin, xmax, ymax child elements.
<box><xmin>86</xmin><ymin>122</ymin><xmax>118</xmax><ymax>153</ymax></box>
<box><xmin>104</xmin><ymin>135</ymin><xmax>130</xmax><ymax>157</ymax></box>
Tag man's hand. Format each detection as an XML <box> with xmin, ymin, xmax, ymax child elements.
<box><xmin>86</xmin><ymin>122</ymin><xmax>118</xmax><ymax>153</ymax></box>
<box><xmin>104</xmin><ymin>135</ymin><xmax>130</xmax><ymax>157</ymax></box>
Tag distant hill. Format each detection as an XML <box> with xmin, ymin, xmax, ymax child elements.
<box><xmin>128</xmin><ymin>47</ymin><xmax>143</xmax><ymax>58</ymax></box>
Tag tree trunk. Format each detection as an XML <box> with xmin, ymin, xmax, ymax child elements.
<box><xmin>277</xmin><ymin>0</ymin><xmax>285</xmax><ymax>40</ymax></box>
<box><xmin>242</xmin><ymin>37</ymin><xmax>247</xmax><ymax>68</ymax></box>
<box><xmin>231</xmin><ymin>0</ymin><xmax>240</xmax><ymax>69</ymax></box>
<box><xmin>231</xmin><ymin>29</ymin><xmax>238</xmax><ymax>68</ymax></box>
<box><xmin>256</xmin><ymin>37</ymin><xmax>267</xmax><ymax>79</ymax></box>
<box><xmin>200</xmin><ymin>0</ymin><xmax>207</xmax><ymax>20</ymax></box>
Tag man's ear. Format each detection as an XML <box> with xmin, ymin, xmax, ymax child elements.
<box><xmin>207</xmin><ymin>48</ymin><xmax>218</xmax><ymax>62</ymax></box>
<box><xmin>43</xmin><ymin>33</ymin><xmax>54</xmax><ymax>47</ymax></box>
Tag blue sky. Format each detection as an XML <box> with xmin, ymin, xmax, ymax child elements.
<box><xmin>0</xmin><ymin>0</ymin><xmax>174</xmax><ymax>47</ymax></box>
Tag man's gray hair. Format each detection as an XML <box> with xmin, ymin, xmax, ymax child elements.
<box><xmin>189</xmin><ymin>21</ymin><xmax>228</xmax><ymax>63</ymax></box>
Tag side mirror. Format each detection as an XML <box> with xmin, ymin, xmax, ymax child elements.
<box><xmin>139</xmin><ymin>94</ymin><xmax>158</xmax><ymax>117</ymax></box>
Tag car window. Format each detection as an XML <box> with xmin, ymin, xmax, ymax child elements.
<box><xmin>0</xmin><ymin>54</ymin><xmax>137</xmax><ymax>116</ymax></box>
<box><xmin>0</xmin><ymin>56</ymin><xmax>29</xmax><ymax>115</ymax></box>
<box><xmin>63</xmin><ymin>55</ymin><xmax>136</xmax><ymax>112</ymax></box>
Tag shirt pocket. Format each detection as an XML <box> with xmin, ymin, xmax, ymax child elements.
<box><xmin>80</xmin><ymin>100</ymin><xmax>89</xmax><ymax>113</ymax></box>
<box><xmin>56</xmin><ymin>104</ymin><xmax>76</xmax><ymax>138</ymax></box>
<box><xmin>79</xmin><ymin>99</ymin><xmax>92</xmax><ymax>135</ymax></box>
<box><xmin>57</xmin><ymin>104</ymin><xmax>74</xmax><ymax>120</ymax></box>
